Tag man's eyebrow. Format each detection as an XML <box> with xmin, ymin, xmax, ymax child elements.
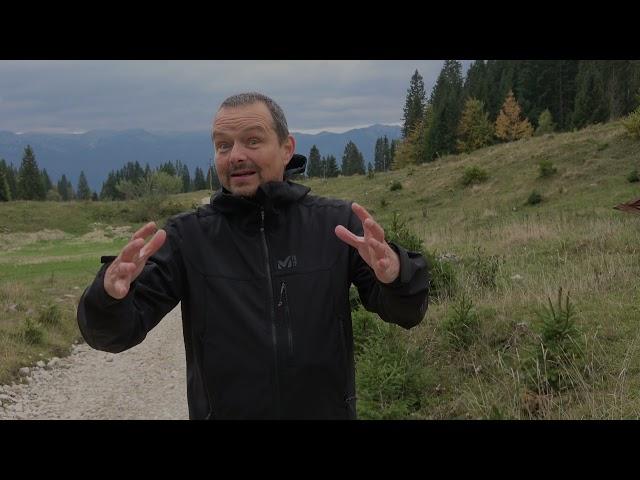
<box><xmin>213</xmin><ymin>125</ymin><xmax>268</xmax><ymax>139</ymax></box>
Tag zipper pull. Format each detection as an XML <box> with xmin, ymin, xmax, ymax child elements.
<box><xmin>260</xmin><ymin>208</ymin><xmax>265</xmax><ymax>231</ymax></box>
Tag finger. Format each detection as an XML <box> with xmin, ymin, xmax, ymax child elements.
<box><xmin>351</xmin><ymin>202</ymin><xmax>373</xmax><ymax>226</ymax></box>
<box><xmin>364</xmin><ymin>217</ymin><xmax>385</xmax><ymax>243</ymax></box>
<box><xmin>139</xmin><ymin>229</ymin><xmax>167</xmax><ymax>260</ymax></box>
<box><xmin>131</xmin><ymin>222</ymin><xmax>158</xmax><ymax>241</ymax></box>
<box><xmin>118</xmin><ymin>262</ymin><xmax>138</xmax><ymax>278</ymax></box>
<box><xmin>367</xmin><ymin>236</ymin><xmax>388</xmax><ymax>259</ymax></box>
<box><xmin>335</xmin><ymin>225</ymin><xmax>364</xmax><ymax>249</ymax></box>
<box><xmin>119</xmin><ymin>238</ymin><xmax>145</xmax><ymax>263</ymax></box>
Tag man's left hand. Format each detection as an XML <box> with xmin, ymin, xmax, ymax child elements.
<box><xmin>335</xmin><ymin>202</ymin><xmax>400</xmax><ymax>284</ymax></box>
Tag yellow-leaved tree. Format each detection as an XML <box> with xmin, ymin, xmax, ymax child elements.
<box><xmin>494</xmin><ymin>90</ymin><xmax>534</xmax><ymax>142</ymax></box>
<box><xmin>456</xmin><ymin>98</ymin><xmax>494</xmax><ymax>153</ymax></box>
<box><xmin>392</xmin><ymin>120</ymin><xmax>424</xmax><ymax>169</ymax></box>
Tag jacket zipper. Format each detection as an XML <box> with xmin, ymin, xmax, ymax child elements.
<box><xmin>278</xmin><ymin>281</ymin><xmax>294</xmax><ymax>359</ymax></box>
<box><xmin>260</xmin><ymin>208</ymin><xmax>281</xmax><ymax>417</ymax></box>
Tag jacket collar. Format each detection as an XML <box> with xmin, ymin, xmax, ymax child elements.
<box><xmin>210</xmin><ymin>180</ymin><xmax>311</xmax><ymax>216</ymax></box>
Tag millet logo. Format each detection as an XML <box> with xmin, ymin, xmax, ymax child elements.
<box><xmin>277</xmin><ymin>255</ymin><xmax>297</xmax><ymax>270</ymax></box>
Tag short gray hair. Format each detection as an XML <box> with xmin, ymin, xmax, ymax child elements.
<box><xmin>215</xmin><ymin>92</ymin><xmax>289</xmax><ymax>144</ymax></box>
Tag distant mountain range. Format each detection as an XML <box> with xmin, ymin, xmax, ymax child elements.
<box><xmin>0</xmin><ymin>124</ymin><xmax>402</xmax><ymax>191</ymax></box>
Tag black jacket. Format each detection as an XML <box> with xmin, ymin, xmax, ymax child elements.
<box><xmin>77</xmin><ymin>180</ymin><xmax>429</xmax><ymax>419</ymax></box>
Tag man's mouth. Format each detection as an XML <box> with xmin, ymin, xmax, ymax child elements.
<box><xmin>231</xmin><ymin>170</ymin><xmax>257</xmax><ymax>179</ymax></box>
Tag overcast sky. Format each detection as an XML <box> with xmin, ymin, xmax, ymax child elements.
<box><xmin>0</xmin><ymin>60</ymin><xmax>472</xmax><ymax>135</ymax></box>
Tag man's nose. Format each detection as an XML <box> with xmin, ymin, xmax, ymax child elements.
<box><xmin>229</xmin><ymin>142</ymin><xmax>248</xmax><ymax>163</ymax></box>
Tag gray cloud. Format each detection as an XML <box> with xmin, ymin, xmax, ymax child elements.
<box><xmin>0</xmin><ymin>60</ymin><xmax>471</xmax><ymax>133</ymax></box>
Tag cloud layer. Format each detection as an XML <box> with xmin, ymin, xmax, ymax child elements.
<box><xmin>0</xmin><ymin>60</ymin><xmax>470</xmax><ymax>133</ymax></box>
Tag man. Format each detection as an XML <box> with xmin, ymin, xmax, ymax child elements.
<box><xmin>77</xmin><ymin>92</ymin><xmax>429</xmax><ymax>420</ymax></box>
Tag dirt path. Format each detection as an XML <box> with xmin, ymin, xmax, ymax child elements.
<box><xmin>0</xmin><ymin>305</ymin><xmax>188</xmax><ymax>420</ymax></box>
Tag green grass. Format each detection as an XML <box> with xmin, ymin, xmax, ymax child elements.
<box><xmin>0</xmin><ymin>191</ymin><xmax>205</xmax><ymax>385</ymax></box>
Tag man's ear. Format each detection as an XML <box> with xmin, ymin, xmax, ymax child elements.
<box><xmin>283</xmin><ymin>135</ymin><xmax>296</xmax><ymax>166</ymax></box>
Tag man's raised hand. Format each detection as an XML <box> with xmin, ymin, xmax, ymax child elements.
<box><xmin>334</xmin><ymin>202</ymin><xmax>400</xmax><ymax>284</ymax></box>
<box><xmin>103</xmin><ymin>222</ymin><xmax>167</xmax><ymax>299</ymax></box>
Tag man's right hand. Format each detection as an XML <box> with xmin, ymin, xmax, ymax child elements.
<box><xmin>104</xmin><ymin>222</ymin><xmax>167</xmax><ymax>300</ymax></box>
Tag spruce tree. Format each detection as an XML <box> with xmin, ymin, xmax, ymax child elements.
<box><xmin>425</xmin><ymin>60</ymin><xmax>464</xmax><ymax>160</ymax></box>
<box><xmin>0</xmin><ymin>167</ymin><xmax>10</xmax><ymax>201</ymax></box>
<box><xmin>463</xmin><ymin>60</ymin><xmax>489</xmax><ymax>106</ymax></box>
<box><xmin>402</xmin><ymin>70</ymin><xmax>426</xmax><ymax>138</ymax></box>
<box><xmin>182</xmin><ymin>165</ymin><xmax>191</xmax><ymax>192</ymax></box>
<box><xmin>41</xmin><ymin>169</ymin><xmax>53</xmax><ymax>192</ymax></box>
<box><xmin>307</xmin><ymin>145</ymin><xmax>322</xmax><ymax>178</ymax></box>
<box><xmin>389</xmin><ymin>139</ymin><xmax>399</xmax><ymax>167</ymax></box>
<box><xmin>325</xmin><ymin>155</ymin><xmax>339</xmax><ymax>178</ymax></box>
<box><xmin>58</xmin><ymin>174</ymin><xmax>71</xmax><ymax>201</ymax></box>
<box><xmin>100</xmin><ymin>172</ymin><xmax>120</xmax><ymax>200</ymax></box>
<box><xmin>383</xmin><ymin>136</ymin><xmax>391</xmax><ymax>172</ymax></box>
<box><xmin>17</xmin><ymin>145</ymin><xmax>45</xmax><ymax>200</ymax></box>
<box><xmin>66</xmin><ymin>177</ymin><xmax>75</xmax><ymax>200</ymax></box>
<box><xmin>193</xmin><ymin>167</ymin><xmax>206</xmax><ymax>191</ymax></box>
<box><xmin>77</xmin><ymin>171</ymin><xmax>92</xmax><ymax>200</ymax></box>
<box><xmin>572</xmin><ymin>61</ymin><xmax>608</xmax><ymax>129</ymax></box>
<box><xmin>8</xmin><ymin>163</ymin><xmax>18</xmax><ymax>200</ymax></box>
<box><xmin>374</xmin><ymin>137</ymin><xmax>385</xmax><ymax>172</ymax></box>
<box><xmin>341</xmin><ymin>141</ymin><xmax>365</xmax><ymax>176</ymax></box>
<box><xmin>206</xmin><ymin>165</ymin><xmax>221</xmax><ymax>190</ymax></box>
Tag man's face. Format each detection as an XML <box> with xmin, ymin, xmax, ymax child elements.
<box><xmin>212</xmin><ymin>101</ymin><xmax>295</xmax><ymax>197</ymax></box>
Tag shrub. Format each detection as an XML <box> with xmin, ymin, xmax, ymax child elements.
<box><xmin>538</xmin><ymin>160</ymin><xmax>557</xmax><ymax>178</ymax></box>
<box><xmin>524</xmin><ymin>288</ymin><xmax>585</xmax><ymax>393</ymax></box>
<box><xmin>22</xmin><ymin>318</ymin><xmax>44</xmax><ymax>345</ymax></box>
<box><xmin>383</xmin><ymin>212</ymin><xmax>457</xmax><ymax>301</ymax></box>
<box><xmin>527</xmin><ymin>190</ymin><xmax>542</xmax><ymax>205</ymax></box>
<box><xmin>622</xmin><ymin>106</ymin><xmax>640</xmax><ymax>139</ymax></box>
<box><xmin>349</xmin><ymin>285</ymin><xmax>361</xmax><ymax>312</ymax></box>
<box><xmin>462</xmin><ymin>166</ymin><xmax>488</xmax><ymax>186</ymax></box>
<box><xmin>627</xmin><ymin>168</ymin><xmax>639</xmax><ymax>183</ymax></box>
<box><xmin>37</xmin><ymin>303</ymin><xmax>62</xmax><ymax>327</ymax></box>
<box><xmin>389</xmin><ymin>181</ymin><xmax>403</xmax><ymax>191</ymax></box>
<box><xmin>379</xmin><ymin>198</ymin><xmax>388</xmax><ymax>208</ymax></box>
<box><xmin>441</xmin><ymin>294</ymin><xmax>480</xmax><ymax>350</ymax></box>
<box><xmin>352</xmin><ymin>307</ymin><xmax>429</xmax><ymax>419</ymax></box>
<box><xmin>465</xmin><ymin>247</ymin><xmax>501</xmax><ymax>289</ymax></box>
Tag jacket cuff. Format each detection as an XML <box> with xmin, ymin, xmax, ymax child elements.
<box><xmin>382</xmin><ymin>242</ymin><xmax>412</xmax><ymax>289</ymax></box>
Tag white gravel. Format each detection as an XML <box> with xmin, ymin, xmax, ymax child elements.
<box><xmin>0</xmin><ymin>305</ymin><xmax>188</xmax><ymax>420</ymax></box>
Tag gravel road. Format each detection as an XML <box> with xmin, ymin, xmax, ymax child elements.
<box><xmin>0</xmin><ymin>305</ymin><xmax>188</xmax><ymax>420</ymax></box>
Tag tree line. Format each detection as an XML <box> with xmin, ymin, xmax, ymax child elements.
<box><xmin>394</xmin><ymin>60</ymin><xmax>640</xmax><ymax>167</ymax></box>
<box><xmin>99</xmin><ymin>160</ymin><xmax>220</xmax><ymax>201</ymax></box>
<box><xmin>4</xmin><ymin>60</ymin><xmax>638</xmax><ymax>201</ymax></box>
<box><xmin>0</xmin><ymin>146</ymin><xmax>94</xmax><ymax>202</ymax></box>
<box><xmin>0</xmin><ymin>146</ymin><xmax>221</xmax><ymax>202</ymax></box>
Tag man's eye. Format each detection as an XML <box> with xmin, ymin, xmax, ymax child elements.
<box><xmin>248</xmin><ymin>138</ymin><xmax>260</xmax><ymax>146</ymax></box>
<box><xmin>217</xmin><ymin>143</ymin><xmax>230</xmax><ymax>152</ymax></box>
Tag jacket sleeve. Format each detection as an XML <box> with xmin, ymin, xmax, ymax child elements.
<box><xmin>76</xmin><ymin>218</ymin><xmax>186</xmax><ymax>353</ymax></box>
<box><xmin>348</xmin><ymin>208</ymin><xmax>429</xmax><ymax>329</ymax></box>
